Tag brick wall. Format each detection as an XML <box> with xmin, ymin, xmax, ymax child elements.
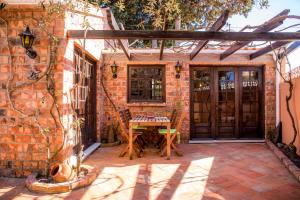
<box><xmin>101</xmin><ymin>52</ymin><xmax>277</xmax><ymax>142</ymax></box>
<box><xmin>0</xmin><ymin>4</ymin><xmax>107</xmax><ymax>177</ymax></box>
<box><xmin>0</xmin><ymin>5</ymin><xmax>65</xmax><ymax>177</ymax></box>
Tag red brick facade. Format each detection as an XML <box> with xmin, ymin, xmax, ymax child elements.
<box><xmin>0</xmin><ymin>4</ymin><xmax>276</xmax><ymax>177</ymax></box>
<box><xmin>100</xmin><ymin>52</ymin><xmax>276</xmax><ymax>142</ymax></box>
<box><xmin>0</xmin><ymin>5</ymin><xmax>65</xmax><ymax>177</ymax></box>
<box><xmin>0</xmin><ymin>4</ymin><xmax>107</xmax><ymax>177</ymax></box>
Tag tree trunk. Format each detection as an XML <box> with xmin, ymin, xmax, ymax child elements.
<box><xmin>175</xmin><ymin>16</ymin><xmax>181</xmax><ymax>46</ymax></box>
<box><xmin>152</xmin><ymin>39</ymin><xmax>158</xmax><ymax>48</ymax></box>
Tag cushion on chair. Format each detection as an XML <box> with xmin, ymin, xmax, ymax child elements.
<box><xmin>158</xmin><ymin>129</ymin><xmax>177</xmax><ymax>134</ymax></box>
<box><xmin>132</xmin><ymin>125</ymin><xmax>148</xmax><ymax>130</ymax></box>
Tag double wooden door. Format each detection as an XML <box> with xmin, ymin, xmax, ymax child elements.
<box><xmin>190</xmin><ymin>66</ymin><xmax>263</xmax><ymax>139</ymax></box>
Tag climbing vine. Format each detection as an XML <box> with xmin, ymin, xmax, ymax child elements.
<box><xmin>0</xmin><ymin>1</ymin><xmax>94</xmax><ymax>177</ymax></box>
<box><xmin>271</xmin><ymin>44</ymin><xmax>299</xmax><ymax>155</ymax></box>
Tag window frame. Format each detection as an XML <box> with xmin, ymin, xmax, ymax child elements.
<box><xmin>127</xmin><ymin>64</ymin><xmax>166</xmax><ymax>103</ymax></box>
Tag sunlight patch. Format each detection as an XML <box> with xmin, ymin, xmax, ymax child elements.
<box><xmin>149</xmin><ymin>164</ymin><xmax>180</xmax><ymax>199</ymax></box>
<box><xmin>81</xmin><ymin>164</ymin><xmax>140</xmax><ymax>200</ymax></box>
<box><xmin>171</xmin><ymin>157</ymin><xmax>215</xmax><ymax>200</ymax></box>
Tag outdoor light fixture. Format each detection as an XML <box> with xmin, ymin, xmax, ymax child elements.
<box><xmin>175</xmin><ymin>61</ymin><xmax>182</xmax><ymax>79</ymax></box>
<box><xmin>111</xmin><ymin>61</ymin><xmax>118</xmax><ymax>78</ymax></box>
<box><xmin>19</xmin><ymin>26</ymin><xmax>37</xmax><ymax>59</ymax></box>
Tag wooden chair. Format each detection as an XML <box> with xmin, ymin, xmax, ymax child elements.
<box><xmin>156</xmin><ymin>109</ymin><xmax>177</xmax><ymax>148</ymax></box>
<box><xmin>170</xmin><ymin>109</ymin><xmax>178</xmax><ymax>128</ymax></box>
<box><xmin>124</xmin><ymin>109</ymin><xmax>147</xmax><ymax>148</ymax></box>
<box><xmin>117</xmin><ymin>109</ymin><xmax>144</xmax><ymax>158</ymax></box>
<box><xmin>158</xmin><ymin>110</ymin><xmax>185</xmax><ymax>157</ymax></box>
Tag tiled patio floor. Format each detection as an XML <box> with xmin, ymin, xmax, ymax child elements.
<box><xmin>1</xmin><ymin>143</ymin><xmax>300</xmax><ymax>200</ymax></box>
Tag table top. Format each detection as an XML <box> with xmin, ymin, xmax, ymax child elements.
<box><xmin>130</xmin><ymin>116</ymin><xmax>170</xmax><ymax>123</ymax></box>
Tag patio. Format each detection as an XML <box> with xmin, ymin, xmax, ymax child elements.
<box><xmin>1</xmin><ymin>143</ymin><xmax>300</xmax><ymax>200</ymax></box>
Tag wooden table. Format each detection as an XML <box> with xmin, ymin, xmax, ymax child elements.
<box><xmin>129</xmin><ymin>116</ymin><xmax>171</xmax><ymax>160</ymax></box>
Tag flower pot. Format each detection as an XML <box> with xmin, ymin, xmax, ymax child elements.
<box><xmin>50</xmin><ymin>163</ymin><xmax>75</xmax><ymax>183</ymax></box>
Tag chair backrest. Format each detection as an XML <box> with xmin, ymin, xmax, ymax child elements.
<box><xmin>124</xmin><ymin>109</ymin><xmax>132</xmax><ymax>120</ymax></box>
<box><xmin>170</xmin><ymin>109</ymin><xmax>177</xmax><ymax>128</ymax></box>
<box><xmin>118</xmin><ymin>109</ymin><xmax>130</xmax><ymax>129</ymax></box>
<box><xmin>116</xmin><ymin>109</ymin><xmax>130</xmax><ymax>142</ymax></box>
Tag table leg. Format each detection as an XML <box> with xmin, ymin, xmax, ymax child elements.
<box><xmin>129</xmin><ymin>123</ymin><xmax>133</xmax><ymax>160</ymax></box>
<box><xmin>167</xmin><ymin>123</ymin><xmax>171</xmax><ymax>160</ymax></box>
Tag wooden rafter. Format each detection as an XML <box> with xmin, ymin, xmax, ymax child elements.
<box><xmin>250</xmin><ymin>30</ymin><xmax>300</xmax><ymax>60</ymax></box>
<box><xmin>67</xmin><ymin>30</ymin><xmax>300</xmax><ymax>41</ymax></box>
<box><xmin>159</xmin><ymin>40</ymin><xmax>165</xmax><ymax>60</ymax></box>
<box><xmin>220</xmin><ymin>9</ymin><xmax>290</xmax><ymax>60</ymax></box>
<box><xmin>278</xmin><ymin>41</ymin><xmax>300</xmax><ymax>59</ymax></box>
<box><xmin>190</xmin><ymin>10</ymin><xmax>229</xmax><ymax>60</ymax></box>
<box><xmin>159</xmin><ymin>15</ymin><xmax>168</xmax><ymax>60</ymax></box>
<box><xmin>250</xmin><ymin>41</ymin><xmax>290</xmax><ymax>60</ymax></box>
<box><xmin>107</xmin><ymin>9</ymin><xmax>131</xmax><ymax>60</ymax></box>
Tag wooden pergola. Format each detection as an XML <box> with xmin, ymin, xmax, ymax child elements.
<box><xmin>67</xmin><ymin>9</ymin><xmax>300</xmax><ymax>61</ymax></box>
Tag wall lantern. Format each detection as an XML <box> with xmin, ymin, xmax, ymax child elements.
<box><xmin>19</xmin><ymin>26</ymin><xmax>37</xmax><ymax>59</ymax></box>
<box><xmin>110</xmin><ymin>61</ymin><xmax>118</xmax><ymax>78</ymax></box>
<box><xmin>175</xmin><ymin>61</ymin><xmax>182</xmax><ymax>79</ymax></box>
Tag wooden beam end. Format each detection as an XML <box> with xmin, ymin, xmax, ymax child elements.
<box><xmin>220</xmin><ymin>54</ymin><xmax>227</xmax><ymax>60</ymax></box>
<box><xmin>190</xmin><ymin>54</ymin><xmax>194</xmax><ymax>60</ymax></box>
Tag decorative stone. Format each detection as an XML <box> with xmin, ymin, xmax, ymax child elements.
<box><xmin>25</xmin><ymin>165</ymin><xmax>99</xmax><ymax>194</ymax></box>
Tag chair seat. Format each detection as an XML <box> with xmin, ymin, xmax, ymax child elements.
<box><xmin>158</xmin><ymin>129</ymin><xmax>177</xmax><ymax>134</ymax></box>
<box><xmin>132</xmin><ymin>125</ymin><xmax>148</xmax><ymax>130</ymax></box>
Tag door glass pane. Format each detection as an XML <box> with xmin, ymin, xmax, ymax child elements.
<box><xmin>192</xmin><ymin>70</ymin><xmax>212</xmax><ymax>138</ymax></box>
<box><xmin>241</xmin><ymin>70</ymin><xmax>259</xmax><ymax>126</ymax></box>
<box><xmin>217</xmin><ymin>71</ymin><xmax>235</xmax><ymax>136</ymax></box>
<box><xmin>193</xmin><ymin>70</ymin><xmax>211</xmax><ymax>124</ymax></box>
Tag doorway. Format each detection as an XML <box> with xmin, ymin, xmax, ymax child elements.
<box><xmin>190</xmin><ymin>66</ymin><xmax>263</xmax><ymax>140</ymax></box>
<box><xmin>74</xmin><ymin>48</ymin><xmax>97</xmax><ymax>150</ymax></box>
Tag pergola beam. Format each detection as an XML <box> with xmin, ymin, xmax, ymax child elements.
<box><xmin>220</xmin><ymin>9</ymin><xmax>290</xmax><ymax>60</ymax></box>
<box><xmin>107</xmin><ymin>9</ymin><xmax>131</xmax><ymax>60</ymax></box>
<box><xmin>249</xmin><ymin>41</ymin><xmax>291</xmax><ymax>60</ymax></box>
<box><xmin>159</xmin><ymin>40</ymin><xmax>165</xmax><ymax>60</ymax></box>
<box><xmin>250</xmin><ymin>30</ymin><xmax>300</xmax><ymax>60</ymax></box>
<box><xmin>67</xmin><ymin>30</ymin><xmax>300</xmax><ymax>41</ymax></box>
<box><xmin>190</xmin><ymin>10</ymin><xmax>229</xmax><ymax>60</ymax></box>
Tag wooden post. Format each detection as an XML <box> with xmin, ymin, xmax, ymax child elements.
<box><xmin>128</xmin><ymin>122</ymin><xmax>133</xmax><ymax>160</ymax></box>
<box><xmin>166</xmin><ymin>122</ymin><xmax>171</xmax><ymax>160</ymax></box>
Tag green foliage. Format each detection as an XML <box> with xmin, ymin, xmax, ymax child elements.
<box><xmin>90</xmin><ymin>0</ymin><xmax>269</xmax><ymax>30</ymax></box>
<box><xmin>71</xmin><ymin>118</ymin><xmax>85</xmax><ymax>129</ymax></box>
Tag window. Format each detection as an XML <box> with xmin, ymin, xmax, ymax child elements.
<box><xmin>73</xmin><ymin>49</ymin><xmax>94</xmax><ymax>114</ymax></box>
<box><xmin>128</xmin><ymin>65</ymin><xmax>165</xmax><ymax>102</ymax></box>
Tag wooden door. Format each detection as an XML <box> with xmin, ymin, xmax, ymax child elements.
<box><xmin>190</xmin><ymin>66</ymin><xmax>263</xmax><ymax>140</ymax></box>
<box><xmin>215</xmin><ymin>68</ymin><xmax>237</xmax><ymax>138</ymax></box>
<box><xmin>239</xmin><ymin>68</ymin><xmax>263</xmax><ymax>138</ymax></box>
<box><xmin>74</xmin><ymin>49</ymin><xmax>97</xmax><ymax>150</ymax></box>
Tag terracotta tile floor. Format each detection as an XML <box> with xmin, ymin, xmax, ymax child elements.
<box><xmin>1</xmin><ymin>143</ymin><xmax>300</xmax><ymax>200</ymax></box>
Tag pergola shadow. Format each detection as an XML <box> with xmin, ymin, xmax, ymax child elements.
<box><xmin>1</xmin><ymin>143</ymin><xmax>300</xmax><ymax>200</ymax></box>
